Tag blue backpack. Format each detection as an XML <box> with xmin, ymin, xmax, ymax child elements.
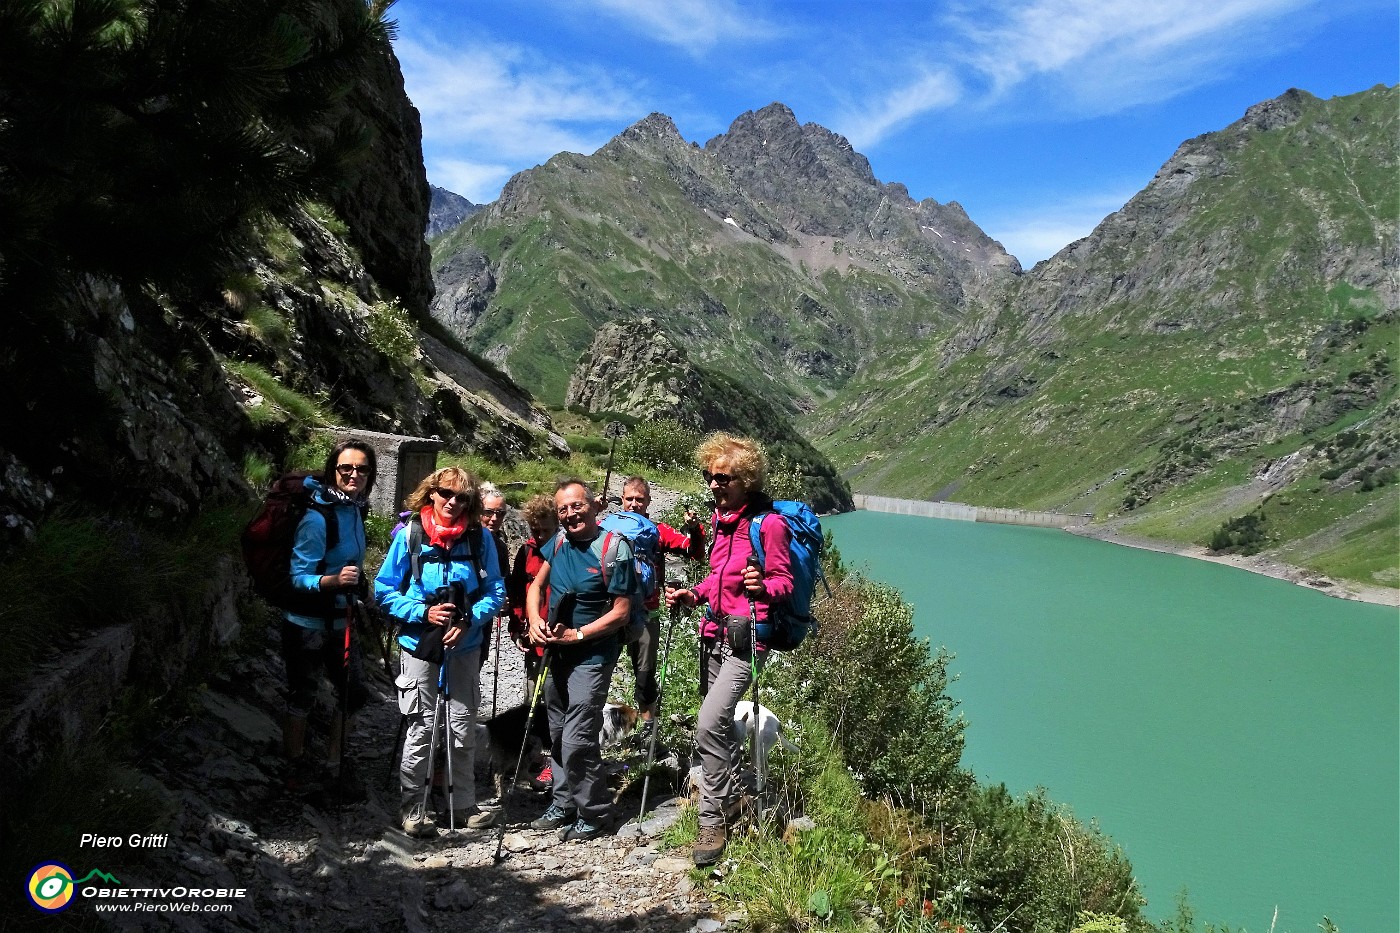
<box><xmin>745</xmin><ymin>501</ymin><xmax>830</xmax><ymax>651</ymax></box>
<box><xmin>550</xmin><ymin>512</ymin><xmax>659</xmax><ymax>644</ymax></box>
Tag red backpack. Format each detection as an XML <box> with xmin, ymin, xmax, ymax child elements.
<box><xmin>241</xmin><ymin>472</ymin><xmax>343</xmax><ymax>618</ymax></box>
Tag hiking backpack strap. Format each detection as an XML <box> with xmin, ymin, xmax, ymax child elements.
<box><xmin>307</xmin><ymin>501</ymin><xmax>340</xmax><ymax>575</ymax></box>
<box><xmin>398</xmin><ymin>516</ymin><xmax>426</xmax><ymax>594</ymax></box>
<box><xmin>747</xmin><ymin>511</ymin><xmax>771</xmax><ymax>570</ymax></box>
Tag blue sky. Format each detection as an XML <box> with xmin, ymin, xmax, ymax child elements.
<box><xmin>392</xmin><ymin>0</ymin><xmax>1397</xmax><ymax>266</ymax></box>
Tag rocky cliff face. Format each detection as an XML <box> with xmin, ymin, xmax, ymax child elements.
<box><xmin>427</xmin><ymin>185</ymin><xmax>481</xmax><ymax>239</ymax></box>
<box><xmin>1007</xmin><ymin>87</ymin><xmax>1396</xmax><ymax>349</ymax></box>
<box><xmin>567</xmin><ymin>319</ymin><xmax>853</xmax><ymax>513</ymax></box>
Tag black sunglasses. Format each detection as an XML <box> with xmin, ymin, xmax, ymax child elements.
<box><xmin>433</xmin><ymin>487</ymin><xmax>474</xmax><ymax>505</ymax></box>
<box><xmin>336</xmin><ymin>463</ymin><xmax>372</xmax><ymax>476</ymax></box>
<box><xmin>702</xmin><ymin>470</ymin><xmax>733</xmax><ymax>486</ymax></box>
<box><xmin>482</xmin><ymin>508</ymin><xmax>507</xmax><ymax>518</ymax></box>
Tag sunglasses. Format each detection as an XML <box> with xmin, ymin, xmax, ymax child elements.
<box><xmin>702</xmin><ymin>470</ymin><xmax>733</xmax><ymax>486</ymax></box>
<box><xmin>336</xmin><ymin>464</ymin><xmax>372</xmax><ymax>476</ymax></box>
<box><xmin>483</xmin><ymin>508</ymin><xmax>507</xmax><ymax>518</ymax></box>
<box><xmin>433</xmin><ymin>487</ymin><xmax>474</xmax><ymax>505</ymax></box>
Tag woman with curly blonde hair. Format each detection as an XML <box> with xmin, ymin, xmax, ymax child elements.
<box><xmin>667</xmin><ymin>432</ymin><xmax>792</xmax><ymax>866</ymax></box>
<box><xmin>375</xmin><ymin>466</ymin><xmax>505</xmax><ymax>837</ymax></box>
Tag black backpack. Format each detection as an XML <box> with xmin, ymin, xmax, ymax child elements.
<box><xmin>241</xmin><ymin>472</ymin><xmax>344</xmax><ymax>617</ymax></box>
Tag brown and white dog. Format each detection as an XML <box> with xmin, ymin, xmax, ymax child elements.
<box><xmin>599</xmin><ymin>702</ymin><xmax>640</xmax><ymax>748</ymax></box>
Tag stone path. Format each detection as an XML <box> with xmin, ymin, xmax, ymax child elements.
<box><xmin>103</xmin><ymin>618</ymin><xmax>727</xmax><ymax>932</ymax></box>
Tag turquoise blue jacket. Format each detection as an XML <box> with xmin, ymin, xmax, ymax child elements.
<box><xmin>374</xmin><ymin>519</ymin><xmax>505</xmax><ymax>655</ymax></box>
<box><xmin>287</xmin><ymin>477</ymin><xmax>367</xmax><ymax>631</ymax></box>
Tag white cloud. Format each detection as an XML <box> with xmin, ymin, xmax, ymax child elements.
<box><xmin>582</xmin><ymin>0</ymin><xmax>781</xmax><ymax>53</ymax></box>
<box><xmin>954</xmin><ymin>0</ymin><xmax>1313</xmax><ymax>109</ymax></box>
<box><xmin>396</xmin><ymin>35</ymin><xmax>641</xmax><ymax>164</ymax></box>
<box><xmin>984</xmin><ymin>187</ymin><xmax>1139</xmax><ymax>265</ymax></box>
<box><xmin>427</xmin><ymin>159</ymin><xmax>516</xmax><ymax>205</ymax></box>
<box><xmin>841</xmin><ymin>0</ymin><xmax>1315</xmax><ymax>148</ymax></box>
<box><xmin>840</xmin><ymin>71</ymin><xmax>962</xmax><ymax>151</ymax></box>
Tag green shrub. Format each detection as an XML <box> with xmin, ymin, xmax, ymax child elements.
<box><xmin>620</xmin><ymin>419</ymin><xmax>702</xmax><ymax>472</ymax></box>
<box><xmin>365</xmin><ymin>298</ymin><xmax>418</xmax><ymax>365</ymax></box>
<box><xmin>242</xmin><ymin>451</ymin><xmax>274</xmax><ymax>488</ymax></box>
<box><xmin>764</xmin><ymin>577</ymin><xmax>968</xmax><ymax>809</ymax></box>
<box><xmin>1206</xmin><ymin>511</ymin><xmax>1266</xmax><ymax>554</ymax></box>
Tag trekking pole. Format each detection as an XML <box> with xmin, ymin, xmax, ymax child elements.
<box><xmin>600</xmin><ymin>421</ymin><xmax>627</xmax><ymax>505</ymax></box>
<box><xmin>442</xmin><ymin>653</ymin><xmax>460</xmax><ymax>832</ymax></box>
<box><xmin>338</xmin><ymin>594</ymin><xmax>354</xmax><ymax>800</ymax></box>
<box><xmin>420</xmin><ymin>688</ymin><xmax>443</xmax><ymax>823</ymax></box>
<box><xmin>490</xmin><ymin>613</ymin><xmax>502</xmax><ymax>721</ymax></box>
<box><xmin>494</xmin><ymin>647</ymin><xmax>552</xmax><ymax>863</ymax></box>
<box><xmin>638</xmin><ymin>581</ymin><xmax>686</xmax><ymax>820</ymax></box>
<box><xmin>746</xmin><ymin>556</ymin><xmax>765</xmax><ymax>796</ymax></box>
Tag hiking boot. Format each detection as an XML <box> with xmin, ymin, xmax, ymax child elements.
<box><xmin>529</xmin><ymin>759</ymin><xmax>553</xmax><ymax>790</ymax></box>
<box><xmin>529</xmin><ymin>804</ymin><xmax>576</xmax><ymax>831</ymax></box>
<box><xmin>400</xmin><ymin>801</ymin><xmax>436</xmax><ymax>838</ymax></box>
<box><xmin>559</xmin><ymin>818</ymin><xmax>607</xmax><ymax>842</ymax></box>
<box><xmin>444</xmin><ymin>805</ymin><xmax>497</xmax><ymax>829</ymax></box>
<box><xmin>693</xmin><ymin>823</ymin><xmax>727</xmax><ymax>867</ymax></box>
<box><xmin>465</xmin><ymin>808</ymin><xmax>500</xmax><ymax>830</ymax></box>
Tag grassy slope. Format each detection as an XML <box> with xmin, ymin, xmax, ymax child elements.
<box><xmin>809</xmin><ymin>86</ymin><xmax>1399</xmax><ymax>587</ymax></box>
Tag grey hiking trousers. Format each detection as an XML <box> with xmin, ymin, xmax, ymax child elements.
<box><xmin>397</xmin><ymin>651</ymin><xmax>479</xmax><ymax>809</ymax></box>
<box><xmin>696</xmin><ymin>629</ymin><xmax>766</xmax><ymax>828</ymax></box>
<box><xmin>546</xmin><ymin>652</ymin><xmax>617</xmax><ymax>823</ymax></box>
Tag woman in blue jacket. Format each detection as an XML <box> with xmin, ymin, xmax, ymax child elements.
<box><xmin>284</xmin><ymin>439</ymin><xmax>375</xmax><ymax>796</ymax></box>
<box><xmin>376</xmin><ymin>466</ymin><xmax>505</xmax><ymax>837</ymax></box>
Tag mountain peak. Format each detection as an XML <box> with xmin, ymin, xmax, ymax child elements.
<box><xmin>1240</xmin><ymin>87</ymin><xmax>1316</xmax><ymax>132</ymax></box>
<box><xmin>621</xmin><ymin>111</ymin><xmax>683</xmax><ymax>141</ymax></box>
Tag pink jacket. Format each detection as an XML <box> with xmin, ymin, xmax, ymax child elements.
<box><xmin>693</xmin><ymin>500</ymin><xmax>792</xmax><ymax>639</ymax></box>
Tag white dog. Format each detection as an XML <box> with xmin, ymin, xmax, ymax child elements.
<box><xmin>733</xmin><ymin>701</ymin><xmax>798</xmax><ymax>759</ymax></box>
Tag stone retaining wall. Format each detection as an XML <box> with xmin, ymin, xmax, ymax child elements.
<box><xmin>854</xmin><ymin>494</ymin><xmax>1086</xmax><ymax>528</ymax></box>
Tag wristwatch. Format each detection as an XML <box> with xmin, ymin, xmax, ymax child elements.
<box><xmin>575</xmin><ymin>628</ymin><xmax>584</xmax><ymax>641</ymax></box>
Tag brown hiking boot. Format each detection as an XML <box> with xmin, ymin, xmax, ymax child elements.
<box><xmin>693</xmin><ymin>823</ymin><xmax>727</xmax><ymax>867</ymax></box>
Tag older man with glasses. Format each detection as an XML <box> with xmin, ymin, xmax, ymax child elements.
<box><xmin>525</xmin><ymin>478</ymin><xmax>635</xmax><ymax>841</ymax></box>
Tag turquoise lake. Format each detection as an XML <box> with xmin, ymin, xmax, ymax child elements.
<box><xmin>824</xmin><ymin>510</ymin><xmax>1398</xmax><ymax>932</ymax></box>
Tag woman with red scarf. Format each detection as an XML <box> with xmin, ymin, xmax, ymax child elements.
<box><xmin>666</xmin><ymin>433</ymin><xmax>792</xmax><ymax>867</ymax></box>
<box><xmin>375</xmin><ymin>467</ymin><xmax>505</xmax><ymax>838</ymax></box>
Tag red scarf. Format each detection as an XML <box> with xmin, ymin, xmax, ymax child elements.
<box><xmin>420</xmin><ymin>505</ymin><xmax>467</xmax><ymax>550</ymax></box>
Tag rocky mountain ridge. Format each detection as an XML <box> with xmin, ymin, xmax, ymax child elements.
<box><xmin>814</xmin><ymin>84</ymin><xmax>1398</xmax><ymax>586</ymax></box>
<box><xmin>567</xmin><ymin>319</ymin><xmax>853</xmax><ymax>512</ymax></box>
<box><xmin>427</xmin><ymin>185</ymin><xmax>481</xmax><ymax>238</ymax></box>
<box><xmin>429</xmin><ymin>102</ymin><xmax>1018</xmax><ymax>407</ymax></box>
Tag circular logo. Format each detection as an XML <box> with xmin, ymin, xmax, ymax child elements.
<box><xmin>27</xmin><ymin>862</ymin><xmax>76</xmax><ymax>913</ymax></box>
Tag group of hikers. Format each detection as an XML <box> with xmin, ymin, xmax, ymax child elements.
<box><xmin>273</xmin><ymin>431</ymin><xmax>794</xmax><ymax>866</ymax></box>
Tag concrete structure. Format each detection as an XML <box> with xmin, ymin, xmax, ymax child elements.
<box><xmin>331</xmin><ymin>428</ymin><xmax>442</xmax><ymax>516</ymax></box>
<box><xmin>854</xmin><ymin>494</ymin><xmax>1086</xmax><ymax>529</ymax></box>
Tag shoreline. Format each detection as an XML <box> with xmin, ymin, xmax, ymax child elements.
<box><xmin>1064</xmin><ymin>524</ymin><xmax>1399</xmax><ymax>609</ymax></box>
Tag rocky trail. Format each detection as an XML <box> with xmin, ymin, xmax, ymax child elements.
<box><xmin>106</xmin><ymin>613</ymin><xmax>732</xmax><ymax>933</ymax></box>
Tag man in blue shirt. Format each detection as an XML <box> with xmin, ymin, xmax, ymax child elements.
<box><xmin>526</xmin><ymin>479</ymin><xmax>634</xmax><ymax>841</ymax></box>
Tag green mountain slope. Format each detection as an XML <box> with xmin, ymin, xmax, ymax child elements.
<box><xmin>811</xmin><ymin>86</ymin><xmax>1398</xmax><ymax>586</ymax></box>
<box><xmin>430</xmin><ymin>105</ymin><xmax>1018</xmax><ymax>409</ymax></box>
